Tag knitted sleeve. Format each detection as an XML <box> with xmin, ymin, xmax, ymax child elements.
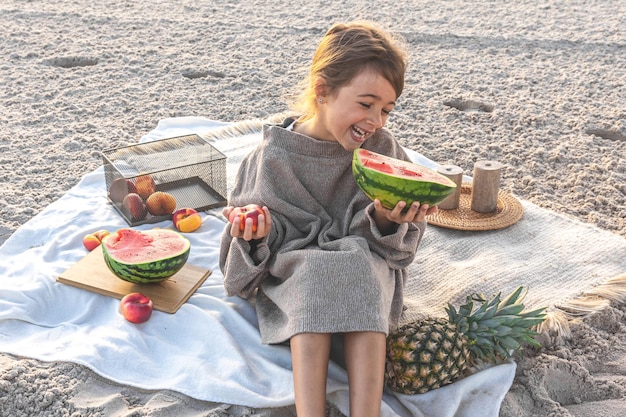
<box><xmin>218</xmin><ymin>130</ymin><xmax>292</xmax><ymax>298</ymax></box>
<box><xmin>219</xmin><ymin>229</ymin><xmax>272</xmax><ymax>298</ymax></box>
<box><xmin>218</xmin><ymin>141</ymin><xmax>276</xmax><ymax>298</ymax></box>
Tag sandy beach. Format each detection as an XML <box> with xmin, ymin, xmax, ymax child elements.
<box><xmin>1</xmin><ymin>0</ymin><xmax>625</xmax><ymax>416</ymax></box>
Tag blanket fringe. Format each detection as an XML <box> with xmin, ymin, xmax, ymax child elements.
<box><xmin>198</xmin><ymin>112</ymin><xmax>293</xmax><ymax>142</ymax></box>
<box><xmin>539</xmin><ymin>272</ymin><xmax>626</xmax><ymax>337</ymax></box>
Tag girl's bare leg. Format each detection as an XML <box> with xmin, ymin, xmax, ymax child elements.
<box><xmin>344</xmin><ymin>331</ymin><xmax>386</xmax><ymax>417</ymax></box>
<box><xmin>291</xmin><ymin>332</ymin><xmax>332</xmax><ymax>417</ymax></box>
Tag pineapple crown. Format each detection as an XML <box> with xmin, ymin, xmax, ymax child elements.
<box><xmin>445</xmin><ymin>286</ymin><xmax>547</xmax><ymax>361</ymax></box>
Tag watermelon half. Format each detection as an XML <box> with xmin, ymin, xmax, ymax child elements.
<box><xmin>101</xmin><ymin>228</ymin><xmax>190</xmax><ymax>284</ymax></box>
<box><xmin>352</xmin><ymin>149</ymin><xmax>457</xmax><ymax>209</ymax></box>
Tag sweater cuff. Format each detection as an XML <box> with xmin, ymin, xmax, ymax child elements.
<box><xmin>251</xmin><ymin>239</ymin><xmax>270</xmax><ymax>264</ymax></box>
<box><xmin>365</xmin><ymin>203</ymin><xmax>404</xmax><ymax>237</ymax></box>
<box><xmin>366</xmin><ymin>204</ymin><xmax>425</xmax><ymax>248</ymax></box>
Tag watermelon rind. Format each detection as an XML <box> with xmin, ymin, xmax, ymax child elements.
<box><xmin>101</xmin><ymin>228</ymin><xmax>190</xmax><ymax>284</ymax></box>
<box><xmin>352</xmin><ymin>149</ymin><xmax>456</xmax><ymax>209</ymax></box>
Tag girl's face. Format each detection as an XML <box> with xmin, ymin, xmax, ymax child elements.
<box><xmin>312</xmin><ymin>69</ymin><xmax>397</xmax><ymax>151</ymax></box>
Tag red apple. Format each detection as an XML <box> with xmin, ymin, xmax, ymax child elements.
<box><xmin>228</xmin><ymin>204</ymin><xmax>263</xmax><ymax>232</ymax></box>
<box><xmin>133</xmin><ymin>175</ymin><xmax>156</xmax><ymax>200</ymax></box>
<box><xmin>146</xmin><ymin>191</ymin><xmax>177</xmax><ymax>216</ymax></box>
<box><xmin>172</xmin><ymin>208</ymin><xmax>202</xmax><ymax>233</ymax></box>
<box><xmin>122</xmin><ymin>193</ymin><xmax>147</xmax><ymax>222</ymax></box>
<box><xmin>82</xmin><ymin>229</ymin><xmax>111</xmax><ymax>251</ymax></box>
<box><xmin>120</xmin><ymin>292</ymin><xmax>153</xmax><ymax>323</ymax></box>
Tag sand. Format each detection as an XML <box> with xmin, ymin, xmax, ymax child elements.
<box><xmin>1</xmin><ymin>0</ymin><xmax>625</xmax><ymax>415</ymax></box>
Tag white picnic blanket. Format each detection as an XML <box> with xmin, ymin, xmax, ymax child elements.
<box><xmin>1</xmin><ymin>116</ymin><xmax>625</xmax><ymax>417</ymax></box>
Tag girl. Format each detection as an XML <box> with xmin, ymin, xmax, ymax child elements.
<box><xmin>220</xmin><ymin>21</ymin><xmax>437</xmax><ymax>417</ymax></box>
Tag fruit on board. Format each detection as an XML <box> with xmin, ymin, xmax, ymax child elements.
<box><xmin>146</xmin><ymin>191</ymin><xmax>177</xmax><ymax>216</ymax></box>
<box><xmin>108</xmin><ymin>178</ymin><xmax>137</xmax><ymax>204</ymax></box>
<box><xmin>133</xmin><ymin>174</ymin><xmax>156</xmax><ymax>200</ymax></box>
<box><xmin>101</xmin><ymin>228</ymin><xmax>190</xmax><ymax>284</ymax></box>
<box><xmin>385</xmin><ymin>287</ymin><xmax>547</xmax><ymax>394</ymax></box>
<box><xmin>122</xmin><ymin>193</ymin><xmax>148</xmax><ymax>222</ymax></box>
<box><xmin>352</xmin><ymin>149</ymin><xmax>457</xmax><ymax>209</ymax></box>
<box><xmin>172</xmin><ymin>208</ymin><xmax>202</xmax><ymax>233</ymax></box>
<box><xmin>82</xmin><ymin>229</ymin><xmax>111</xmax><ymax>251</ymax></box>
<box><xmin>228</xmin><ymin>204</ymin><xmax>263</xmax><ymax>232</ymax></box>
<box><xmin>120</xmin><ymin>292</ymin><xmax>153</xmax><ymax>323</ymax></box>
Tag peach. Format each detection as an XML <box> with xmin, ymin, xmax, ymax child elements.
<box><xmin>146</xmin><ymin>191</ymin><xmax>177</xmax><ymax>216</ymax></box>
<box><xmin>122</xmin><ymin>193</ymin><xmax>147</xmax><ymax>222</ymax></box>
<box><xmin>120</xmin><ymin>293</ymin><xmax>153</xmax><ymax>323</ymax></box>
<box><xmin>83</xmin><ymin>229</ymin><xmax>110</xmax><ymax>251</ymax></box>
<box><xmin>133</xmin><ymin>174</ymin><xmax>156</xmax><ymax>200</ymax></box>
<box><xmin>228</xmin><ymin>204</ymin><xmax>263</xmax><ymax>232</ymax></box>
<box><xmin>108</xmin><ymin>178</ymin><xmax>137</xmax><ymax>204</ymax></box>
<box><xmin>172</xmin><ymin>208</ymin><xmax>202</xmax><ymax>233</ymax></box>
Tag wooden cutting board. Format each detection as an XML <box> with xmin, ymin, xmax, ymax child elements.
<box><xmin>57</xmin><ymin>246</ymin><xmax>211</xmax><ymax>314</ymax></box>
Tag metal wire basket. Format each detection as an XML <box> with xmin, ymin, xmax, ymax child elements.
<box><xmin>101</xmin><ymin>134</ymin><xmax>227</xmax><ymax>226</ymax></box>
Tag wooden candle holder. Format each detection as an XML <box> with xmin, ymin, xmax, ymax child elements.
<box><xmin>437</xmin><ymin>165</ymin><xmax>464</xmax><ymax>210</ymax></box>
<box><xmin>470</xmin><ymin>160</ymin><xmax>503</xmax><ymax>213</ymax></box>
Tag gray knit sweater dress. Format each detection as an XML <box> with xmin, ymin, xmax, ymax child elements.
<box><xmin>219</xmin><ymin>118</ymin><xmax>426</xmax><ymax>344</ymax></box>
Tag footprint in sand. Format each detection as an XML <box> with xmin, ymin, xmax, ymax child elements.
<box><xmin>586</xmin><ymin>128</ymin><xmax>626</xmax><ymax>142</ymax></box>
<box><xmin>44</xmin><ymin>56</ymin><xmax>98</xmax><ymax>68</ymax></box>
<box><xmin>180</xmin><ymin>69</ymin><xmax>226</xmax><ymax>79</ymax></box>
<box><xmin>443</xmin><ymin>99</ymin><xmax>494</xmax><ymax>113</ymax></box>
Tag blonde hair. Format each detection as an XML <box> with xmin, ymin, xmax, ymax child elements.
<box><xmin>291</xmin><ymin>21</ymin><xmax>408</xmax><ymax>122</ymax></box>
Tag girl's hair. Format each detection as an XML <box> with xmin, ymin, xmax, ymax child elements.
<box><xmin>291</xmin><ymin>21</ymin><xmax>408</xmax><ymax>121</ymax></box>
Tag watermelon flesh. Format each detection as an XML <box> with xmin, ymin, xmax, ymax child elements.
<box><xmin>101</xmin><ymin>228</ymin><xmax>190</xmax><ymax>284</ymax></box>
<box><xmin>352</xmin><ymin>149</ymin><xmax>457</xmax><ymax>210</ymax></box>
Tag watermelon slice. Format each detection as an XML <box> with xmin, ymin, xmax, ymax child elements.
<box><xmin>101</xmin><ymin>228</ymin><xmax>190</xmax><ymax>284</ymax></box>
<box><xmin>352</xmin><ymin>149</ymin><xmax>456</xmax><ymax>209</ymax></box>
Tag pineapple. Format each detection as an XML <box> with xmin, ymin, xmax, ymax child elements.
<box><xmin>385</xmin><ymin>286</ymin><xmax>547</xmax><ymax>394</ymax></box>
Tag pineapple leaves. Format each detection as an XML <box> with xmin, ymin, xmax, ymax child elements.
<box><xmin>498</xmin><ymin>286</ymin><xmax>527</xmax><ymax>309</ymax></box>
<box><xmin>449</xmin><ymin>286</ymin><xmax>547</xmax><ymax>360</ymax></box>
<box><xmin>493</xmin><ymin>303</ymin><xmax>525</xmax><ymax>317</ymax></box>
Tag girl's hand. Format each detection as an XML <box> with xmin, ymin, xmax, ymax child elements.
<box><xmin>222</xmin><ymin>205</ymin><xmax>271</xmax><ymax>242</ymax></box>
<box><xmin>373</xmin><ymin>199</ymin><xmax>438</xmax><ymax>231</ymax></box>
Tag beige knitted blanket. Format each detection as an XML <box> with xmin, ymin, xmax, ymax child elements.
<box><xmin>402</xmin><ymin>200</ymin><xmax>626</xmax><ymax>334</ymax></box>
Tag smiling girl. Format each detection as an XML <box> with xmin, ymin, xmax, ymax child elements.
<box><xmin>220</xmin><ymin>21</ymin><xmax>437</xmax><ymax>417</ymax></box>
